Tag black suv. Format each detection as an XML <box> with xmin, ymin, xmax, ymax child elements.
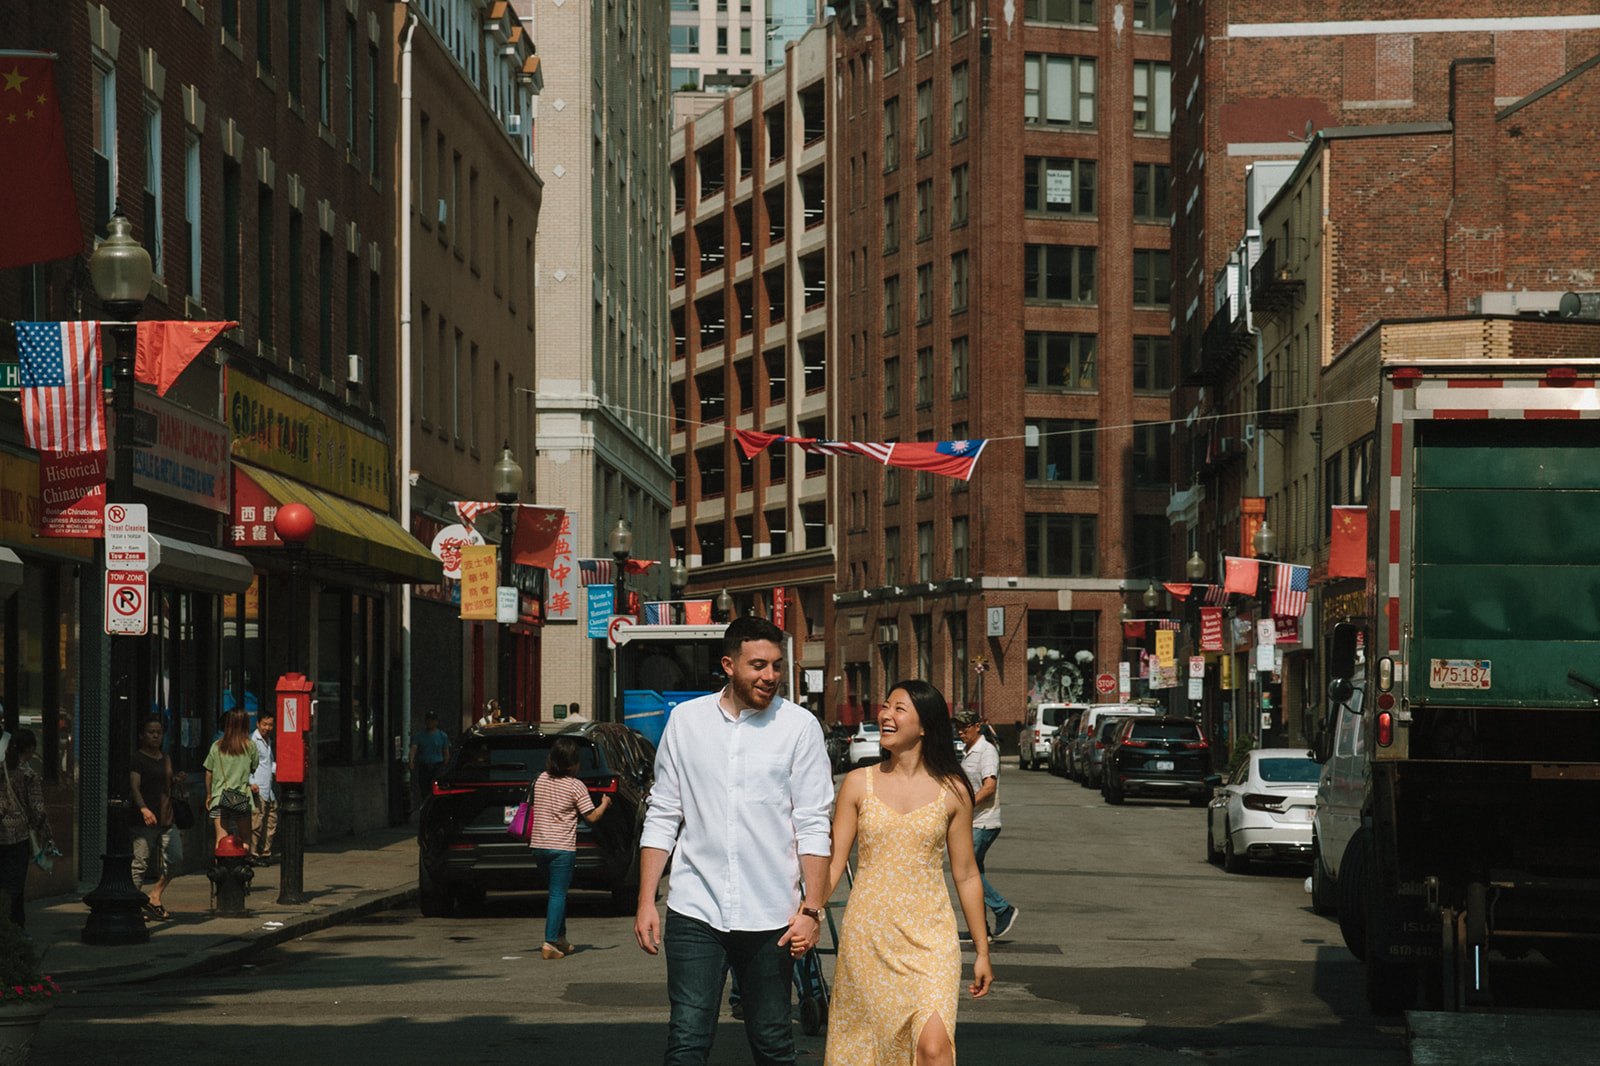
<box><xmin>1101</xmin><ymin>716</ymin><xmax>1212</xmax><ymax>806</ymax></box>
<box><xmin>416</xmin><ymin>721</ymin><xmax>655</xmax><ymax>917</ymax></box>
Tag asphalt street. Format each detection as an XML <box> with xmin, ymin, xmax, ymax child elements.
<box><xmin>37</xmin><ymin>761</ymin><xmax>1417</xmax><ymax>1065</ymax></box>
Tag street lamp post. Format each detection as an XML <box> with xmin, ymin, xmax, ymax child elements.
<box><xmin>607</xmin><ymin>519</ymin><xmax>633</xmax><ymax>721</ymax></box>
<box><xmin>493</xmin><ymin>444</ymin><xmax>523</xmax><ymax>718</ymax></box>
<box><xmin>273</xmin><ymin>502</ymin><xmax>316</xmax><ymax>904</ymax></box>
<box><xmin>669</xmin><ymin>561</ymin><xmax>688</xmax><ymax>625</ymax></box>
<box><xmin>81</xmin><ymin>210</ymin><xmax>153</xmax><ymax>946</ymax></box>
<box><xmin>1253</xmin><ymin>520</ymin><xmax>1278</xmax><ymax>745</ymax></box>
<box><xmin>715</xmin><ymin>587</ymin><xmax>734</xmax><ymax>623</ymax></box>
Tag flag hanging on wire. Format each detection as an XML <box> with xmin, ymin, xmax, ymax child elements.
<box><xmin>1329</xmin><ymin>505</ymin><xmax>1367</xmax><ymax>579</ymax></box>
<box><xmin>1223</xmin><ymin>557</ymin><xmax>1259</xmax><ymax>597</ymax></box>
<box><xmin>453</xmin><ymin>500</ymin><xmax>497</xmax><ymax>526</ymax></box>
<box><xmin>17</xmin><ymin>321</ymin><xmax>105</xmax><ymax>452</ymax></box>
<box><xmin>510</xmin><ymin>505</ymin><xmax>567</xmax><ymax>569</ymax></box>
<box><xmin>135</xmin><ymin>320</ymin><xmax>238</xmax><ymax>395</ymax></box>
<box><xmin>1272</xmin><ymin>563</ymin><xmax>1311</xmax><ymax>618</ymax></box>
<box><xmin>577</xmin><ymin>557</ymin><xmax>657</xmax><ymax>585</ymax></box>
<box><xmin>734</xmin><ymin>429</ymin><xmax>988</xmax><ymax>481</ymax></box>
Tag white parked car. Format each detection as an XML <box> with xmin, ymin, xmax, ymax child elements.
<box><xmin>846</xmin><ymin>721</ymin><xmax>882</xmax><ymax>766</ymax></box>
<box><xmin>1018</xmin><ymin>702</ymin><xmax>1089</xmax><ymax>771</ymax></box>
<box><xmin>1206</xmin><ymin>749</ymin><xmax>1322</xmax><ymax>873</ymax></box>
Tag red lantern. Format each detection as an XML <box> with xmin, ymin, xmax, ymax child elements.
<box><xmin>273</xmin><ymin>502</ymin><xmax>317</xmax><ymax>543</ymax></box>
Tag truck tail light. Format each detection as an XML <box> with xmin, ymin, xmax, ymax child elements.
<box><xmin>1120</xmin><ymin>739</ymin><xmax>1150</xmax><ymax>748</ymax></box>
<box><xmin>586</xmin><ymin>776</ymin><xmax>619</xmax><ymax>794</ymax></box>
<box><xmin>1242</xmin><ymin>793</ymin><xmax>1288</xmax><ymax>812</ymax></box>
<box><xmin>431</xmin><ymin>783</ymin><xmax>476</xmax><ymax>796</ymax></box>
<box><xmin>1377</xmin><ymin>710</ymin><xmax>1394</xmax><ymax>747</ymax></box>
<box><xmin>1183</xmin><ymin>741</ymin><xmax>1209</xmax><ymax>750</ymax></box>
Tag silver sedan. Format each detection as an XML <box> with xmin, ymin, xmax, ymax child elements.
<box><xmin>1206</xmin><ymin>749</ymin><xmax>1322</xmax><ymax>873</ymax></box>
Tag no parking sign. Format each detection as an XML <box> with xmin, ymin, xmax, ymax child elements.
<box><xmin>105</xmin><ymin>570</ymin><xmax>149</xmax><ymax>635</ymax></box>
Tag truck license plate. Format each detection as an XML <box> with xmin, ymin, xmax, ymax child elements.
<box><xmin>504</xmin><ymin>806</ymin><xmax>518</xmax><ymax>824</ymax></box>
<box><xmin>1155</xmin><ymin>760</ymin><xmax>1175</xmax><ymax>771</ymax></box>
<box><xmin>1429</xmin><ymin>659</ymin><xmax>1491</xmax><ymax>689</ymax></box>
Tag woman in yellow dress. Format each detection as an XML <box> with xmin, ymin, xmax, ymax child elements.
<box><xmin>821</xmin><ymin>679</ymin><xmax>993</xmax><ymax>1065</ymax></box>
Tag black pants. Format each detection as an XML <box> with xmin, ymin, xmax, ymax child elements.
<box><xmin>0</xmin><ymin>839</ymin><xmax>32</xmax><ymax>929</ymax></box>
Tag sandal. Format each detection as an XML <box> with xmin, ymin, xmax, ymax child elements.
<box><xmin>144</xmin><ymin>901</ymin><xmax>171</xmax><ymax>921</ymax></box>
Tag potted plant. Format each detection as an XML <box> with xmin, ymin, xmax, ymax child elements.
<box><xmin>0</xmin><ymin>899</ymin><xmax>59</xmax><ymax>1063</ymax></box>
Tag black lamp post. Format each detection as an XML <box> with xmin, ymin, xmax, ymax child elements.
<box><xmin>81</xmin><ymin>210</ymin><xmax>153</xmax><ymax>946</ymax></box>
<box><xmin>273</xmin><ymin>502</ymin><xmax>316</xmax><ymax>904</ymax></box>
<box><xmin>669</xmin><ymin>560</ymin><xmax>688</xmax><ymax>625</ymax></box>
<box><xmin>1253</xmin><ymin>520</ymin><xmax>1278</xmax><ymax>744</ymax></box>
<box><xmin>607</xmin><ymin>519</ymin><xmax>633</xmax><ymax>722</ymax></box>
<box><xmin>493</xmin><ymin>443</ymin><xmax>523</xmax><ymax>718</ymax></box>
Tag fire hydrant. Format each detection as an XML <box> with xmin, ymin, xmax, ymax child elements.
<box><xmin>208</xmin><ymin>834</ymin><xmax>254</xmax><ymax>916</ymax></box>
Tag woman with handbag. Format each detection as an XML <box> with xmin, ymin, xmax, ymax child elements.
<box><xmin>130</xmin><ymin>715</ymin><xmax>189</xmax><ymax>921</ymax></box>
<box><xmin>526</xmin><ymin>736</ymin><xmax>610</xmax><ymax>959</ymax></box>
<box><xmin>0</xmin><ymin>729</ymin><xmax>56</xmax><ymax>935</ymax></box>
<box><xmin>203</xmin><ymin>710</ymin><xmax>260</xmax><ymax>849</ymax></box>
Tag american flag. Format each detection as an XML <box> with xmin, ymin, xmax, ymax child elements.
<box><xmin>578</xmin><ymin>559</ymin><xmax>613</xmax><ymax>586</ymax></box>
<box><xmin>1273</xmin><ymin>563</ymin><xmax>1310</xmax><ymax>619</ymax></box>
<box><xmin>453</xmin><ymin>500</ymin><xmax>497</xmax><ymax>526</ymax></box>
<box><xmin>18</xmin><ymin>321</ymin><xmax>104</xmax><ymax>452</ymax></box>
<box><xmin>852</xmin><ymin>442</ymin><xmax>895</xmax><ymax>464</ymax></box>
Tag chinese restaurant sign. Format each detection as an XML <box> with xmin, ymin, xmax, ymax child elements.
<box><xmin>227</xmin><ymin>371</ymin><xmax>389</xmax><ymax>509</ymax></box>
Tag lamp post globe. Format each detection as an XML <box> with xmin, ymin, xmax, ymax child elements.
<box><xmin>1253</xmin><ymin>519</ymin><xmax>1277</xmax><ymax>560</ymax></box>
<box><xmin>715</xmin><ymin>587</ymin><xmax>734</xmax><ymax>622</ymax></box>
<box><xmin>1143</xmin><ymin>582</ymin><xmax>1160</xmax><ymax>611</ymax></box>
<box><xmin>1186</xmin><ymin>551</ymin><xmax>1206</xmax><ymax>581</ymax></box>
<box><xmin>88</xmin><ymin>210</ymin><xmax>154</xmax><ymax>320</ymax></box>
<box><xmin>492</xmin><ymin>442</ymin><xmax>523</xmax><ymax>505</ymax></box>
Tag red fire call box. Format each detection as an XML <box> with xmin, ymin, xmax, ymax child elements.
<box><xmin>275</xmin><ymin>673</ymin><xmax>314</xmax><ymax>784</ymax></box>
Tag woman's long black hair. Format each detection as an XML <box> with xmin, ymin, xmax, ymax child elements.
<box><xmin>890</xmin><ymin>679</ymin><xmax>974</xmax><ymax>804</ymax></box>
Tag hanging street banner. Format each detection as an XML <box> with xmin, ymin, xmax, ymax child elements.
<box><xmin>458</xmin><ymin>544</ymin><xmax>497</xmax><ymax>620</ymax></box>
<box><xmin>586</xmin><ymin>585</ymin><xmax>614</xmax><ymax>638</ymax></box>
<box><xmin>38</xmin><ymin>450</ymin><xmax>105</xmax><ymax>537</ymax></box>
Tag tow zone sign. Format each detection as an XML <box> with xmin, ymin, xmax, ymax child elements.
<box><xmin>106</xmin><ymin>570</ymin><xmax>149</xmax><ymax>635</ymax></box>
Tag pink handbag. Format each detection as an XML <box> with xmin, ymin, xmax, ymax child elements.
<box><xmin>507</xmin><ymin>802</ymin><xmax>531</xmax><ymax>839</ymax></box>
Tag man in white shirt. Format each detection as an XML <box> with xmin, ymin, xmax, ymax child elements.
<box><xmin>956</xmin><ymin>710</ymin><xmax>1019</xmax><ymax>940</ymax></box>
<box><xmin>635</xmin><ymin>616</ymin><xmax>833</xmax><ymax>1066</ymax></box>
<box><xmin>249</xmin><ymin>712</ymin><xmax>277</xmax><ymax>864</ymax></box>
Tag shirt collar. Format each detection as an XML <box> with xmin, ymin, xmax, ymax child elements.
<box><xmin>717</xmin><ymin>686</ymin><xmax>775</xmax><ymax>722</ymax></box>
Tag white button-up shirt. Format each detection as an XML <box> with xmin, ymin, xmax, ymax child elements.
<box><xmin>251</xmin><ymin>730</ymin><xmax>275</xmax><ymax>802</ymax></box>
<box><xmin>640</xmin><ymin>689</ymin><xmax>834</xmax><ymax>932</ymax></box>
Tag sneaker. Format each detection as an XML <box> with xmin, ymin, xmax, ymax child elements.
<box><xmin>993</xmin><ymin>907</ymin><xmax>1020</xmax><ymax>940</ymax></box>
<box><xmin>730</xmin><ymin>1002</ymin><xmax>744</xmax><ymax>1020</ymax></box>
<box><xmin>541</xmin><ymin>943</ymin><xmax>566</xmax><ymax>960</ymax></box>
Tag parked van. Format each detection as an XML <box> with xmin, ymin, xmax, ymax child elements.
<box><xmin>1067</xmin><ymin>702</ymin><xmax>1162</xmax><ymax>787</ymax></box>
<box><xmin>1019</xmin><ymin>702</ymin><xmax>1090</xmax><ymax>771</ymax></box>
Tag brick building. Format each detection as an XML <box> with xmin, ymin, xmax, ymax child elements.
<box><xmin>827</xmin><ymin>0</ymin><xmax>1176</xmax><ymax>735</ymax></box>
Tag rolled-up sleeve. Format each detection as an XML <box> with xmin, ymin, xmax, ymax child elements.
<box><xmin>639</xmin><ymin>715</ymin><xmax>685</xmax><ymax>853</ymax></box>
<box><xmin>789</xmin><ymin>721</ymin><xmax>834</xmax><ymax>857</ymax></box>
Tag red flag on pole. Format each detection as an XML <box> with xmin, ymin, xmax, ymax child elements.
<box><xmin>0</xmin><ymin>55</ymin><xmax>83</xmax><ymax>270</ymax></box>
<box><xmin>1329</xmin><ymin>505</ymin><xmax>1367</xmax><ymax>579</ymax></box>
<box><xmin>135</xmin><ymin>321</ymin><xmax>240</xmax><ymax>395</ymax></box>
<box><xmin>510</xmin><ymin>505</ymin><xmax>567</xmax><ymax>568</ymax></box>
<box><xmin>1223</xmin><ymin>556</ymin><xmax>1259</xmax><ymax>596</ymax></box>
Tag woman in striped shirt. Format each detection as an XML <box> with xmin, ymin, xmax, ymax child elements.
<box><xmin>528</xmin><ymin>736</ymin><xmax>612</xmax><ymax>958</ymax></box>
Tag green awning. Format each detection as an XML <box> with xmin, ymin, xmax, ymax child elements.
<box><xmin>235</xmin><ymin>464</ymin><xmax>443</xmax><ymax>585</ymax></box>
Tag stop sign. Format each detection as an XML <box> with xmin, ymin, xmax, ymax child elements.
<box><xmin>1096</xmin><ymin>672</ymin><xmax>1116</xmax><ymax>695</ymax></box>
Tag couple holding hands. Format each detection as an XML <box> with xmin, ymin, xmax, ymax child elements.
<box><xmin>634</xmin><ymin>617</ymin><xmax>998</xmax><ymax>1066</ymax></box>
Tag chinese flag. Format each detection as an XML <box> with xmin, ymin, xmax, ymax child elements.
<box><xmin>511</xmin><ymin>505</ymin><xmax>567</xmax><ymax>569</ymax></box>
<box><xmin>0</xmin><ymin>55</ymin><xmax>82</xmax><ymax>270</ymax></box>
<box><xmin>1223</xmin><ymin>556</ymin><xmax>1259</xmax><ymax>596</ymax></box>
<box><xmin>684</xmin><ymin>600</ymin><xmax>713</xmax><ymax>625</ymax></box>
<box><xmin>1329</xmin><ymin>505</ymin><xmax>1367</xmax><ymax>579</ymax></box>
<box><xmin>135</xmin><ymin>321</ymin><xmax>240</xmax><ymax>395</ymax></box>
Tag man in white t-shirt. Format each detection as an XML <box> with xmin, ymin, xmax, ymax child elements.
<box><xmin>634</xmin><ymin>616</ymin><xmax>833</xmax><ymax>1066</ymax></box>
<box><xmin>956</xmin><ymin>709</ymin><xmax>1019</xmax><ymax>940</ymax></box>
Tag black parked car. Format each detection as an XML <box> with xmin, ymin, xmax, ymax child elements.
<box><xmin>1101</xmin><ymin>716</ymin><xmax>1213</xmax><ymax>806</ymax></box>
<box><xmin>416</xmin><ymin>721</ymin><xmax>655</xmax><ymax>917</ymax></box>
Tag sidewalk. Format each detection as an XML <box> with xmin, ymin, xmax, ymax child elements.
<box><xmin>28</xmin><ymin>824</ymin><xmax>420</xmax><ymax>989</ymax></box>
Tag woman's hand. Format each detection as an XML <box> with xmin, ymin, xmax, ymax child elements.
<box><xmin>969</xmin><ymin>955</ymin><xmax>994</xmax><ymax>997</ymax></box>
<box><xmin>140</xmin><ymin>807</ymin><xmax>156</xmax><ymax>826</ymax></box>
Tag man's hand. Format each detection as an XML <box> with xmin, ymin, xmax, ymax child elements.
<box><xmin>634</xmin><ymin>900</ymin><xmax>662</xmax><ymax>955</ymax></box>
<box><xmin>778</xmin><ymin>911</ymin><xmax>821</xmax><ymax>958</ymax></box>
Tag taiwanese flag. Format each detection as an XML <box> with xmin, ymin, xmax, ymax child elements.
<box><xmin>885</xmin><ymin>439</ymin><xmax>988</xmax><ymax>481</ymax></box>
<box><xmin>1329</xmin><ymin>505</ymin><xmax>1367</xmax><ymax>579</ymax></box>
<box><xmin>510</xmin><ymin>505</ymin><xmax>567</xmax><ymax>569</ymax></box>
<box><xmin>1223</xmin><ymin>556</ymin><xmax>1259</xmax><ymax>596</ymax></box>
<box><xmin>0</xmin><ymin>55</ymin><xmax>83</xmax><ymax>270</ymax></box>
<box><xmin>135</xmin><ymin>321</ymin><xmax>240</xmax><ymax>395</ymax></box>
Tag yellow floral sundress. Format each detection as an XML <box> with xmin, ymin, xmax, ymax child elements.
<box><xmin>825</xmin><ymin>769</ymin><xmax>960</xmax><ymax>1065</ymax></box>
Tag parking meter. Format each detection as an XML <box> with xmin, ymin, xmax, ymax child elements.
<box><xmin>275</xmin><ymin>673</ymin><xmax>314</xmax><ymax>784</ymax></box>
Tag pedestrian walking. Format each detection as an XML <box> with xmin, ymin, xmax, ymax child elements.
<box><xmin>634</xmin><ymin>616</ymin><xmax>834</xmax><ymax>1066</ymax></box>
<box><xmin>954</xmin><ymin>710</ymin><xmax>1019</xmax><ymax>940</ymax></box>
<box><xmin>0</xmin><ymin>730</ymin><xmax>55</xmax><ymax>935</ymax></box>
<box><xmin>130</xmin><ymin>715</ymin><xmax>187</xmax><ymax>921</ymax></box>
<box><xmin>527</xmin><ymin>736</ymin><xmax>612</xmax><ymax>959</ymax></box>
<box><xmin>409</xmin><ymin>713</ymin><xmax>451</xmax><ymax>803</ymax></box>
<box><xmin>823</xmin><ymin>681</ymin><xmax>993</xmax><ymax>1066</ymax></box>
<box><xmin>203</xmin><ymin>710</ymin><xmax>259</xmax><ymax>848</ymax></box>
<box><xmin>250</xmin><ymin>712</ymin><xmax>277</xmax><ymax>865</ymax></box>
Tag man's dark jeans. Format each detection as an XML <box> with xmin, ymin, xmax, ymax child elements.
<box><xmin>664</xmin><ymin>909</ymin><xmax>793</xmax><ymax>1065</ymax></box>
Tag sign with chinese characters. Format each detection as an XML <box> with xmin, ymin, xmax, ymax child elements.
<box><xmin>1155</xmin><ymin>628</ymin><xmax>1175</xmax><ymax>666</ymax></box>
<box><xmin>458</xmin><ymin>545</ymin><xmax>497</xmax><ymax>620</ymax></box>
<box><xmin>226</xmin><ymin>370</ymin><xmax>390</xmax><ymax>510</ymax></box>
<box><xmin>232</xmin><ymin>467</ymin><xmax>284</xmax><ymax>547</ymax></box>
<box><xmin>544</xmin><ymin>511</ymin><xmax>579</xmax><ymax>623</ymax></box>
<box><xmin>429</xmin><ymin>523</ymin><xmax>485</xmax><ymax>580</ymax></box>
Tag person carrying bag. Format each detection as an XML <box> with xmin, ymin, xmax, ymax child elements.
<box><xmin>203</xmin><ymin>710</ymin><xmax>260</xmax><ymax>851</ymax></box>
<box><xmin>0</xmin><ymin>729</ymin><xmax>57</xmax><ymax>935</ymax></box>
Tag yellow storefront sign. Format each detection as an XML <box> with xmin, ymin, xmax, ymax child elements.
<box><xmin>227</xmin><ymin>372</ymin><xmax>391</xmax><ymax>509</ymax></box>
<box><xmin>459</xmin><ymin>545</ymin><xmax>498</xmax><ymax>620</ymax></box>
<box><xmin>1155</xmin><ymin>629</ymin><xmax>1175</xmax><ymax>667</ymax></box>
<box><xmin>0</xmin><ymin>452</ymin><xmax>92</xmax><ymax>560</ymax></box>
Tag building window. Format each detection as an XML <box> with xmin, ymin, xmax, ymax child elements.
<box><xmin>916</xmin><ymin>80</ymin><xmax>933</xmax><ymax>157</ymax></box>
<box><xmin>1133</xmin><ymin>162</ymin><xmax>1170</xmax><ymax>222</ymax></box>
<box><xmin>717</xmin><ymin>27</ymin><xmax>729</xmax><ymax>54</ymax></box>
<box><xmin>1024</xmin><ymin>157</ymin><xmax>1096</xmax><ymax>216</ymax></box>
<box><xmin>1025</xmin><ymin>419</ymin><xmax>1096</xmax><ymax>483</ymax></box>
<box><xmin>256</xmin><ymin>184</ymin><xmax>273</xmax><ymax>344</ymax></box>
<box><xmin>317</xmin><ymin>0</ymin><xmax>331</xmax><ymax>127</ymax></box>
<box><xmin>1133</xmin><ymin>61</ymin><xmax>1172</xmax><ymax>133</ymax></box>
<box><xmin>884</xmin><ymin>193</ymin><xmax>900</xmax><ymax>253</ymax></box>
<box><xmin>915</xmin><ymin>264</ymin><xmax>933</xmax><ymax>324</ymax></box>
<box><xmin>950</xmin><ymin>336</ymin><xmax>969</xmax><ymax>397</ymax></box>
<box><xmin>952</xmin><ymin>516</ymin><xmax>969</xmax><ymax>578</ymax></box>
<box><xmin>222</xmin><ymin>161</ymin><xmax>241</xmax><ymax>320</ymax></box>
<box><xmin>1132</xmin><ymin>422</ymin><xmax>1170</xmax><ymax>487</ymax></box>
<box><xmin>1133</xmin><ymin>0</ymin><xmax>1172</xmax><ymax>30</ymax></box>
<box><xmin>951</xmin><ymin>0</ymin><xmax>970</xmax><ymax>36</ymax></box>
<box><xmin>885</xmin><ymin>527</ymin><xmax>900</xmax><ymax>584</ymax></box>
<box><xmin>1025</xmin><ymin>331</ymin><xmax>1096</xmax><ymax>389</ymax></box>
<box><xmin>913</xmin><ymin>612</ymin><xmax>932</xmax><ymax>679</ymax></box>
<box><xmin>184</xmin><ymin>134</ymin><xmax>202</xmax><ymax>300</ymax></box>
<box><xmin>257</xmin><ymin>1</ymin><xmax>272</xmax><ymax>69</ymax></box>
<box><xmin>368</xmin><ymin>45</ymin><xmax>380</xmax><ymax>177</ymax></box>
<box><xmin>92</xmin><ymin>61</ymin><xmax>116</xmax><ymax>238</ymax></box>
<box><xmin>883</xmin><ymin>275</ymin><xmax>901</xmax><ymax>335</ymax></box>
<box><xmin>1132</xmin><ymin>249</ymin><xmax>1170</xmax><ymax>307</ymax></box>
<box><xmin>1131</xmin><ymin>515</ymin><xmax>1170</xmax><ymax>580</ymax></box>
<box><xmin>288</xmin><ymin>210</ymin><xmax>304</xmax><ymax>364</ymax></box>
<box><xmin>1024</xmin><ymin>54</ymin><xmax>1095</xmax><ymax>128</ymax></box>
<box><xmin>950</xmin><ymin>164</ymin><xmax>969</xmax><ymax>227</ymax></box>
<box><xmin>913</xmin><ymin>180</ymin><xmax>932</xmax><ymax>241</ymax></box>
<box><xmin>286</xmin><ymin>0</ymin><xmax>301</xmax><ymax>99</ymax></box>
<box><xmin>741</xmin><ymin>27</ymin><xmax>752</xmax><ymax>53</ymax></box>
<box><xmin>915</xmin><ymin>0</ymin><xmax>934</xmax><ymax>55</ymax></box>
<box><xmin>318</xmin><ymin>232</ymin><xmax>333</xmax><ymax>377</ymax></box>
<box><xmin>221</xmin><ymin>0</ymin><xmax>239</xmax><ymax>36</ymax></box>
<box><xmin>143</xmin><ymin>104</ymin><xmax>164</xmax><ymax>277</ymax></box>
<box><xmin>916</xmin><ymin>346</ymin><xmax>933</xmax><ymax>406</ymax></box>
<box><xmin>1023</xmin><ymin>244</ymin><xmax>1096</xmax><ymax>303</ymax></box>
<box><xmin>1025</xmin><ymin>0</ymin><xmax>1095</xmax><ymax>23</ymax></box>
<box><xmin>916</xmin><ymin>431</ymin><xmax>935</xmax><ymax>498</ymax></box>
<box><xmin>884</xmin><ymin>464</ymin><xmax>901</xmax><ymax>504</ymax></box>
<box><xmin>1025</xmin><ymin>514</ymin><xmax>1097</xmax><ymax>578</ymax></box>
<box><xmin>950</xmin><ymin>251</ymin><xmax>970</xmax><ymax>313</ymax></box>
<box><xmin>951</xmin><ymin>63</ymin><xmax>969</xmax><ymax>141</ymax></box>
<box><xmin>950</xmin><ymin>422</ymin><xmax>970</xmax><ymax>494</ymax></box>
<box><xmin>883</xmin><ymin>97</ymin><xmax>900</xmax><ymax>172</ymax></box>
<box><xmin>670</xmin><ymin>26</ymin><xmax>700</xmax><ymax>51</ymax></box>
<box><xmin>1132</xmin><ymin>335</ymin><xmax>1170</xmax><ymax>391</ymax></box>
<box><xmin>884</xmin><ymin>356</ymin><xmax>900</xmax><ymax>414</ymax></box>
<box><xmin>882</xmin><ymin>17</ymin><xmax>901</xmax><ymax>74</ymax></box>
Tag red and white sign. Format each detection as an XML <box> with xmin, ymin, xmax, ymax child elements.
<box><xmin>1095</xmin><ymin>672</ymin><xmax>1116</xmax><ymax>695</ymax></box>
<box><xmin>773</xmin><ymin>587</ymin><xmax>786</xmax><ymax>630</ymax></box>
<box><xmin>606</xmin><ymin>614</ymin><xmax>632</xmax><ymax>649</ymax></box>
<box><xmin>38</xmin><ymin>450</ymin><xmax>106</xmax><ymax>538</ymax></box>
<box><xmin>428</xmin><ymin>523</ymin><xmax>486</xmax><ymax>579</ymax></box>
<box><xmin>231</xmin><ymin>467</ymin><xmax>283</xmax><ymax>546</ymax></box>
<box><xmin>105</xmin><ymin>569</ymin><xmax>149</xmax><ymax>635</ymax></box>
<box><xmin>1199</xmin><ymin>607</ymin><xmax>1225</xmax><ymax>652</ymax></box>
<box><xmin>104</xmin><ymin>503</ymin><xmax>149</xmax><ymax>570</ymax></box>
<box><xmin>544</xmin><ymin>511</ymin><xmax>578</xmax><ymax>623</ymax></box>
